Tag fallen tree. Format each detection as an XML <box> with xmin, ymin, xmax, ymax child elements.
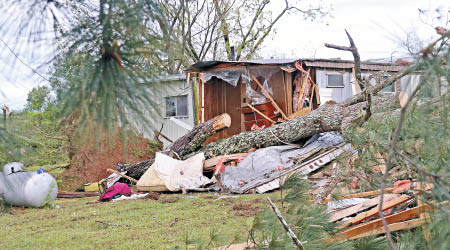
<box><xmin>189</xmin><ymin>95</ymin><xmax>399</xmax><ymax>159</ymax></box>
<box><xmin>122</xmin><ymin>29</ymin><xmax>431</xmax><ymax>179</ymax></box>
<box><xmin>122</xmin><ymin>93</ymin><xmax>399</xmax><ymax>179</ymax></box>
<box><xmin>118</xmin><ymin>113</ymin><xmax>231</xmax><ymax>179</ymax></box>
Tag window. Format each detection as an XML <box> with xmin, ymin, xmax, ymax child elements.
<box><xmin>326</xmin><ymin>74</ymin><xmax>344</xmax><ymax>88</ymax></box>
<box><xmin>380</xmin><ymin>75</ymin><xmax>396</xmax><ymax>93</ymax></box>
<box><xmin>165</xmin><ymin>95</ymin><xmax>188</xmax><ymax>117</ymax></box>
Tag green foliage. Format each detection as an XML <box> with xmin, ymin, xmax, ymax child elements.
<box><xmin>0</xmin><ymin>194</ymin><xmax>259</xmax><ymax>249</ymax></box>
<box><xmin>26</xmin><ymin>86</ymin><xmax>49</xmax><ymax>112</ymax></box>
<box><xmin>0</xmin><ymin>112</ymin><xmax>69</xmax><ymax>167</ymax></box>
<box><xmin>348</xmin><ymin>32</ymin><xmax>450</xmax><ymax>249</ymax></box>
<box><xmin>50</xmin><ymin>0</ymin><xmax>167</xmax><ymax>138</ymax></box>
<box><xmin>249</xmin><ymin>175</ymin><xmax>351</xmax><ymax>249</ymax></box>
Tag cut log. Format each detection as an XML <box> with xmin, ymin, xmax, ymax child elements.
<box><xmin>168</xmin><ymin>113</ymin><xmax>231</xmax><ymax>157</ymax></box>
<box><xmin>118</xmin><ymin>113</ymin><xmax>231</xmax><ymax>179</ymax></box>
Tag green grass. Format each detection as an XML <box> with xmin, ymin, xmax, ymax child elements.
<box><xmin>0</xmin><ymin>193</ymin><xmax>271</xmax><ymax>249</ymax></box>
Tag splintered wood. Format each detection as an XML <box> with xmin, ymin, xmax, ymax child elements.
<box><xmin>323</xmin><ymin>181</ymin><xmax>435</xmax><ymax>243</ymax></box>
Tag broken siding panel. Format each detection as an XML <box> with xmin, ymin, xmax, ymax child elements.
<box><xmin>316</xmin><ymin>70</ymin><xmax>353</xmax><ymax>103</ymax></box>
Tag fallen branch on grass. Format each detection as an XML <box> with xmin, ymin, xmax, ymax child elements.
<box><xmin>267</xmin><ymin>197</ymin><xmax>304</xmax><ymax>249</ymax></box>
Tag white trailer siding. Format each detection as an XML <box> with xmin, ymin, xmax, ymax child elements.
<box><xmin>126</xmin><ymin>75</ymin><xmax>194</xmax><ymax>147</ymax></box>
<box><xmin>316</xmin><ymin>70</ymin><xmax>353</xmax><ymax>103</ymax></box>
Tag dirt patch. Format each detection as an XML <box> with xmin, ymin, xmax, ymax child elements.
<box><xmin>232</xmin><ymin>200</ymin><xmax>262</xmax><ymax>217</ymax></box>
<box><xmin>60</xmin><ymin>132</ymin><xmax>160</xmax><ymax>190</ymax></box>
<box><xmin>159</xmin><ymin>195</ymin><xmax>181</xmax><ymax>204</ymax></box>
<box><xmin>145</xmin><ymin>192</ymin><xmax>160</xmax><ymax>200</ymax></box>
<box><xmin>202</xmin><ymin>194</ymin><xmax>218</xmax><ymax>200</ymax></box>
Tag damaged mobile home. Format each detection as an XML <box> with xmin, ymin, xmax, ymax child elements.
<box><xmin>185</xmin><ymin>58</ymin><xmax>418</xmax><ymax>142</ymax></box>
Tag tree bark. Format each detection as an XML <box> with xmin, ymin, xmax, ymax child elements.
<box><xmin>189</xmin><ymin>96</ymin><xmax>400</xmax><ymax>159</ymax></box>
<box><xmin>121</xmin><ymin>95</ymin><xmax>398</xmax><ymax>179</ymax></box>
<box><xmin>168</xmin><ymin>113</ymin><xmax>231</xmax><ymax>157</ymax></box>
<box><xmin>118</xmin><ymin>113</ymin><xmax>231</xmax><ymax>179</ymax></box>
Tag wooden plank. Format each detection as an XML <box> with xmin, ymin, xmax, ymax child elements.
<box><xmin>245</xmin><ymin>103</ymin><xmax>276</xmax><ymax>124</ymax></box>
<box><xmin>329</xmin><ymin>194</ymin><xmax>398</xmax><ymax>222</ymax></box>
<box><xmin>250</xmin><ymin>73</ymin><xmax>288</xmax><ymax>120</ymax></box>
<box><xmin>348</xmin><ymin>217</ymin><xmax>427</xmax><ymax>240</ymax></box>
<box><xmin>297</xmin><ymin>69</ymin><xmax>311</xmax><ymax>111</ymax></box>
<box><xmin>333</xmin><ymin>204</ymin><xmax>432</xmax><ymax>241</ymax></box>
<box><xmin>284</xmin><ymin>71</ymin><xmax>293</xmax><ymax>116</ymax></box>
<box><xmin>338</xmin><ymin>195</ymin><xmax>412</xmax><ymax>228</ymax></box>
<box><xmin>106</xmin><ymin>168</ymin><xmax>138</xmax><ymax>183</ymax></box>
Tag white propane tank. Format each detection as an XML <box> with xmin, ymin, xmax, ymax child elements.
<box><xmin>0</xmin><ymin>162</ymin><xmax>58</xmax><ymax>207</ymax></box>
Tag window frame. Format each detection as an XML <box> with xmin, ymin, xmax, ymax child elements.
<box><xmin>326</xmin><ymin>73</ymin><xmax>345</xmax><ymax>88</ymax></box>
<box><xmin>380</xmin><ymin>75</ymin><xmax>396</xmax><ymax>94</ymax></box>
<box><xmin>164</xmin><ymin>95</ymin><xmax>189</xmax><ymax>118</ymax></box>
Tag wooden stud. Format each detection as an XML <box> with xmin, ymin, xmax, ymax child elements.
<box><xmin>250</xmin><ymin>73</ymin><xmax>288</xmax><ymax>120</ymax></box>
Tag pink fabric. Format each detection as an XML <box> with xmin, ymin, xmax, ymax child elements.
<box><xmin>99</xmin><ymin>183</ymin><xmax>132</xmax><ymax>201</ymax></box>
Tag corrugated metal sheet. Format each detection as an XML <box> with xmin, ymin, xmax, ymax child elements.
<box><xmin>303</xmin><ymin>60</ymin><xmax>404</xmax><ymax>71</ymax></box>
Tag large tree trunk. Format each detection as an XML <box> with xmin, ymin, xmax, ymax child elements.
<box><xmin>118</xmin><ymin>113</ymin><xmax>231</xmax><ymax>179</ymax></box>
<box><xmin>190</xmin><ymin>96</ymin><xmax>399</xmax><ymax>159</ymax></box>
<box><xmin>121</xmin><ymin>96</ymin><xmax>399</xmax><ymax>179</ymax></box>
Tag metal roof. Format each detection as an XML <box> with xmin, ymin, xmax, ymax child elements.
<box><xmin>301</xmin><ymin>59</ymin><xmax>404</xmax><ymax>71</ymax></box>
<box><xmin>186</xmin><ymin>58</ymin><xmax>404</xmax><ymax>72</ymax></box>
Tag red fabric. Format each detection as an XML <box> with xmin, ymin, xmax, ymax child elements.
<box><xmin>98</xmin><ymin>182</ymin><xmax>132</xmax><ymax>201</ymax></box>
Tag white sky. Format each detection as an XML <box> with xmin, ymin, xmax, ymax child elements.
<box><xmin>0</xmin><ymin>0</ymin><xmax>449</xmax><ymax>110</ymax></box>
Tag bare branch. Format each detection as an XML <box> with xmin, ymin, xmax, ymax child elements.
<box><xmin>267</xmin><ymin>197</ymin><xmax>304</xmax><ymax>249</ymax></box>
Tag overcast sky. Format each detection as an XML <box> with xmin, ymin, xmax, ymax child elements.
<box><xmin>0</xmin><ymin>0</ymin><xmax>449</xmax><ymax>110</ymax></box>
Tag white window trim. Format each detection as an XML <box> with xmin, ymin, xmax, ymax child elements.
<box><xmin>164</xmin><ymin>95</ymin><xmax>189</xmax><ymax>118</ymax></box>
<box><xmin>326</xmin><ymin>73</ymin><xmax>345</xmax><ymax>88</ymax></box>
<box><xmin>381</xmin><ymin>76</ymin><xmax>396</xmax><ymax>94</ymax></box>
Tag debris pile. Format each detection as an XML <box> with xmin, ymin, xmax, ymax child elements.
<box><xmin>326</xmin><ymin>180</ymin><xmax>434</xmax><ymax>242</ymax></box>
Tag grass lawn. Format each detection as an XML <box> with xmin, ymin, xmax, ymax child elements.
<box><xmin>0</xmin><ymin>193</ymin><xmax>274</xmax><ymax>249</ymax></box>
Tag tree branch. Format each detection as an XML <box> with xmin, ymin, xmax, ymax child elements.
<box><xmin>267</xmin><ymin>197</ymin><xmax>304</xmax><ymax>249</ymax></box>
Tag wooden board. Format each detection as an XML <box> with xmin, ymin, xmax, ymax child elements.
<box><xmin>284</xmin><ymin>71</ymin><xmax>293</xmax><ymax>116</ymax></box>
<box><xmin>329</xmin><ymin>194</ymin><xmax>398</xmax><ymax>222</ymax></box>
<box><xmin>338</xmin><ymin>194</ymin><xmax>412</xmax><ymax>228</ymax></box>
<box><xmin>333</xmin><ymin>204</ymin><xmax>432</xmax><ymax>241</ymax></box>
<box><xmin>349</xmin><ymin>217</ymin><xmax>427</xmax><ymax>240</ymax></box>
